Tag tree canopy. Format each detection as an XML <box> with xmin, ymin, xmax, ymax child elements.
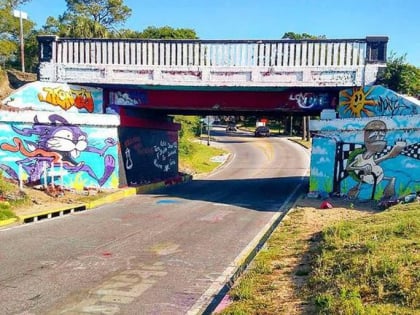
<box><xmin>376</xmin><ymin>53</ymin><xmax>420</xmax><ymax>96</ymax></box>
<box><xmin>44</xmin><ymin>0</ymin><xmax>132</xmax><ymax>38</ymax></box>
<box><xmin>282</xmin><ymin>32</ymin><xmax>326</xmax><ymax>40</ymax></box>
<box><xmin>137</xmin><ymin>26</ymin><xmax>198</xmax><ymax>39</ymax></box>
<box><xmin>0</xmin><ymin>0</ymin><xmax>34</xmax><ymax>69</ymax></box>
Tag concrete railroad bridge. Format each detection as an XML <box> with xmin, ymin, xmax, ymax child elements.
<box><xmin>37</xmin><ymin>35</ymin><xmax>388</xmax><ymax>115</ymax></box>
<box><xmin>8</xmin><ymin>35</ymin><xmax>419</xmax><ymax>205</ymax></box>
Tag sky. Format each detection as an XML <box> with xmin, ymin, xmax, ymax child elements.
<box><xmin>21</xmin><ymin>0</ymin><xmax>420</xmax><ymax>66</ymax></box>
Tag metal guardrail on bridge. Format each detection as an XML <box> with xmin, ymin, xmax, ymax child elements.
<box><xmin>37</xmin><ymin>36</ymin><xmax>388</xmax><ymax>88</ymax></box>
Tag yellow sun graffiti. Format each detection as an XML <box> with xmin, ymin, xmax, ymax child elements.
<box><xmin>339</xmin><ymin>87</ymin><xmax>377</xmax><ymax>117</ymax></box>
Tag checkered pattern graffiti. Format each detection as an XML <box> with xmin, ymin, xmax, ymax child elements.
<box><xmin>334</xmin><ymin>142</ymin><xmax>420</xmax><ymax>196</ymax></box>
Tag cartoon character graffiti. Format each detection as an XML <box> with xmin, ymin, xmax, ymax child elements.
<box><xmin>0</xmin><ymin>114</ymin><xmax>116</xmax><ymax>187</ymax></box>
<box><xmin>345</xmin><ymin>120</ymin><xmax>405</xmax><ymax>199</ymax></box>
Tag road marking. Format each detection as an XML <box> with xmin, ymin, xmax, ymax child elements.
<box><xmin>57</xmin><ymin>262</ymin><xmax>167</xmax><ymax>314</ymax></box>
<box><xmin>187</xmin><ymin>141</ymin><xmax>310</xmax><ymax>314</ymax></box>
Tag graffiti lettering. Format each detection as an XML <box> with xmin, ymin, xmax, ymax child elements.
<box><xmin>153</xmin><ymin>140</ymin><xmax>177</xmax><ymax>172</ymax></box>
<box><xmin>38</xmin><ymin>87</ymin><xmax>94</xmax><ymax>112</ymax></box>
<box><xmin>377</xmin><ymin>95</ymin><xmax>415</xmax><ymax>116</ymax></box>
<box><xmin>289</xmin><ymin>92</ymin><xmax>330</xmax><ymax>109</ymax></box>
<box><xmin>124</xmin><ymin>136</ymin><xmax>141</xmax><ymax>148</ymax></box>
<box><xmin>55</xmin><ymin>263</ymin><xmax>167</xmax><ymax>314</ymax></box>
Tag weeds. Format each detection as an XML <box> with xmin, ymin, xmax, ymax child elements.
<box><xmin>0</xmin><ymin>173</ymin><xmax>30</xmax><ymax>220</ymax></box>
<box><xmin>219</xmin><ymin>202</ymin><xmax>419</xmax><ymax>314</ymax></box>
<box><xmin>309</xmin><ymin>204</ymin><xmax>420</xmax><ymax>313</ymax></box>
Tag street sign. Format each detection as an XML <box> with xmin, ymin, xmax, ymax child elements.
<box><xmin>13</xmin><ymin>10</ymin><xmax>28</xmax><ymax>19</ymax></box>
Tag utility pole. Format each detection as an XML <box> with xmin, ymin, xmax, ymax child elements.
<box><xmin>13</xmin><ymin>10</ymin><xmax>28</xmax><ymax>72</ymax></box>
<box><xmin>207</xmin><ymin>116</ymin><xmax>211</xmax><ymax>146</ymax></box>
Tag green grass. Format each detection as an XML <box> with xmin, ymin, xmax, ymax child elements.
<box><xmin>308</xmin><ymin>203</ymin><xmax>420</xmax><ymax>314</ymax></box>
<box><xmin>219</xmin><ymin>209</ymin><xmax>310</xmax><ymax>314</ymax></box>
<box><xmin>179</xmin><ymin>138</ymin><xmax>226</xmax><ymax>174</ymax></box>
<box><xmin>174</xmin><ymin>115</ymin><xmax>227</xmax><ymax>174</ymax></box>
<box><xmin>0</xmin><ymin>174</ymin><xmax>29</xmax><ymax>220</ymax></box>
<box><xmin>220</xmin><ymin>202</ymin><xmax>420</xmax><ymax>314</ymax></box>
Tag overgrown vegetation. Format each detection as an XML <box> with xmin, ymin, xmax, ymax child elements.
<box><xmin>308</xmin><ymin>203</ymin><xmax>419</xmax><ymax>314</ymax></box>
<box><xmin>0</xmin><ymin>172</ymin><xmax>29</xmax><ymax>220</ymax></box>
<box><xmin>377</xmin><ymin>53</ymin><xmax>420</xmax><ymax>96</ymax></box>
<box><xmin>219</xmin><ymin>202</ymin><xmax>420</xmax><ymax>314</ymax></box>
<box><xmin>173</xmin><ymin>115</ymin><xmax>226</xmax><ymax>175</ymax></box>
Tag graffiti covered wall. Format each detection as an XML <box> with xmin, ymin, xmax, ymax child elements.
<box><xmin>0</xmin><ymin>111</ymin><xmax>120</xmax><ymax>189</ymax></box>
<box><xmin>119</xmin><ymin>127</ymin><xmax>178</xmax><ymax>186</ymax></box>
<box><xmin>310</xmin><ymin>86</ymin><xmax>420</xmax><ymax>201</ymax></box>
<box><xmin>338</xmin><ymin>85</ymin><xmax>419</xmax><ymax>118</ymax></box>
<box><xmin>103</xmin><ymin>88</ymin><xmax>338</xmax><ymax>114</ymax></box>
<box><xmin>2</xmin><ymin>82</ymin><xmax>104</xmax><ymax>113</ymax></box>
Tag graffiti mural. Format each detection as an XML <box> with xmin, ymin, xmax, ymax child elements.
<box><xmin>0</xmin><ymin>113</ymin><xmax>119</xmax><ymax>189</ymax></box>
<box><xmin>119</xmin><ymin>127</ymin><xmax>178</xmax><ymax>186</ymax></box>
<box><xmin>106</xmin><ymin>89</ymin><xmax>148</xmax><ymax>114</ymax></box>
<box><xmin>338</xmin><ymin>85</ymin><xmax>419</xmax><ymax>118</ymax></box>
<box><xmin>288</xmin><ymin>92</ymin><xmax>334</xmax><ymax>110</ymax></box>
<box><xmin>109</xmin><ymin>90</ymin><xmax>147</xmax><ymax>107</ymax></box>
<box><xmin>310</xmin><ymin>115</ymin><xmax>420</xmax><ymax>201</ymax></box>
<box><xmin>2</xmin><ymin>82</ymin><xmax>103</xmax><ymax>113</ymax></box>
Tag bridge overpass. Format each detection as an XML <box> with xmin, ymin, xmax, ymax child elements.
<box><xmin>37</xmin><ymin>35</ymin><xmax>388</xmax><ymax>115</ymax></box>
<box><xmin>2</xmin><ymin>35</ymin><xmax>402</xmax><ymax>193</ymax></box>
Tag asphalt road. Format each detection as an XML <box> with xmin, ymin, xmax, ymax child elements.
<box><xmin>0</xmin><ymin>128</ymin><xmax>310</xmax><ymax>315</ymax></box>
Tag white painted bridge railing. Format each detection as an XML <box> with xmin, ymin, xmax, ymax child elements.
<box><xmin>37</xmin><ymin>36</ymin><xmax>388</xmax><ymax>87</ymax></box>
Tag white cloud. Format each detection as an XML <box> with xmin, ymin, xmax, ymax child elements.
<box><xmin>311</xmin><ymin>167</ymin><xmax>327</xmax><ymax>177</ymax></box>
<box><xmin>312</xmin><ymin>146</ymin><xmax>327</xmax><ymax>155</ymax></box>
<box><xmin>405</xmin><ymin>162</ymin><xmax>419</xmax><ymax>169</ymax></box>
<box><xmin>319</xmin><ymin>157</ymin><xmax>331</xmax><ymax>163</ymax></box>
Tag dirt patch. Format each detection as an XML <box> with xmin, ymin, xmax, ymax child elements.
<box><xmin>2</xmin><ymin>180</ymin><xmax>115</xmax><ymax>219</ymax></box>
<box><xmin>0</xmin><ymin>71</ymin><xmax>13</xmax><ymax>100</ymax></box>
<box><xmin>219</xmin><ymin>195</ymin><xmax>379</xmax><ymax>314</ymax></box>
<box><xmin>13</xmin><ymin>187</ymin><xmax>92</xmax><ymax>217</ymax></box>
<box><xmin>0</xmin><ymin>69</ymin><xmax>36</xmax><ymax>101</ymax></box>
<box><xmin>271</xmin><ymin>204</ymin><xmax>375</xmax><ymax>314</ymax></box>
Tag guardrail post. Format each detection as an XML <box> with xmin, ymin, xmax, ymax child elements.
<box><xmin>365</xmin><ymin>36</ymin><xmax>388</xmax><ymax>63</ymax></box>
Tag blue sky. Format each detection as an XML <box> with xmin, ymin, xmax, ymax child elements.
<box><xmin>21</xmin><ymin>0</ymin><xmax>419</xmax><ymax>66</ymax></box>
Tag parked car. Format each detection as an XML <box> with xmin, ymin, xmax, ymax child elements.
<box><xmin>226</xmin><ymin>122</ymin><xmax>237</xmax><ymax>132</ymax></box>
<box><xmin>254</xmin><ymin>126</ymin><xmax>270</xmax><ymax>137</ymax></box>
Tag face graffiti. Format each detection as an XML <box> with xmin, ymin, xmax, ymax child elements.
<box><xmin>0</xmin><ymin>114</ymin><xmax>117</xmax><ymax>187</ymax></box>
<box><xmin>343</xmin><ymin>120</ymin><xmax>415</xmax><ymax>200</ymax></box>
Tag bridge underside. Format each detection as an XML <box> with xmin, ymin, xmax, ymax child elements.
<box><xmin>96</xmin><ymin>84</ymin><xmax>340</xmax><ymax>116</ymax></box>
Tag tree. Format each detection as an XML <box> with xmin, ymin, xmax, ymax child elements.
<box><xmin>282</xmin><ymin>32</ymin><xmax>326</xmax><ymax>40</ymax></box>
<box><xmin>376</xmin><ymin>53</ymin><xmax>420</xmax><ymax>96</ymax></box>
<box><xmin>45</xmin><ymin>0</ymin><xmax>132</xmax><ymax>38</ymax></box>
<box><xmin>0</xmin><ymin>0</ymin><xmax>30</xmax><ymax>8</ymax></box>
<box><xmin>137</xmin><ymin>26</ymin><xmax>198</xmax><ymax>39</ymax></box>
<box><xmin>0</xmin><ymin>0</ymin><xmax>34</xmax><ymax>69</ymax></box>
<box><xmin>65</xmin><ymin>0</ymin><xmax>131</xmax><ymax>27</ymax></box>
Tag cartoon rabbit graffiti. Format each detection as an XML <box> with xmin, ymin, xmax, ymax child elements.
<box><xmin>0</xmin><ymin>114</ymin><xmax>117</xmax><ymax>187</ymax></box>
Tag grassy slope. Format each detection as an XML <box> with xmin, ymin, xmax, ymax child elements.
<box><xmin>309</xmin><ymin>203</ymin><xmax>419</xmax><ymax>314</ymax></box>
<box><xmin>175</xmin><ymin>115</ymin><xmax>226</xmax><ymax>175</ymax></box>
<box><xmin>219</xmin><ymin>204</ymin><xmax>419</xmax><ymax>315</ymax></box>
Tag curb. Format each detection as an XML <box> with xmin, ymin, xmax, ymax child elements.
<box><xmin>0</xmin><ymin>173</ymin><xmax>193</xmax><ymax>228</ymax></box>
<box><xmin>188</xmin><ymin>185</ymin><xmax>306</xmax><ymax>314</ymax></box>
<box><xmin>0</xmin><ymin>217</ymin><xmax>18</xmax><ymax>227</ymax></box>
